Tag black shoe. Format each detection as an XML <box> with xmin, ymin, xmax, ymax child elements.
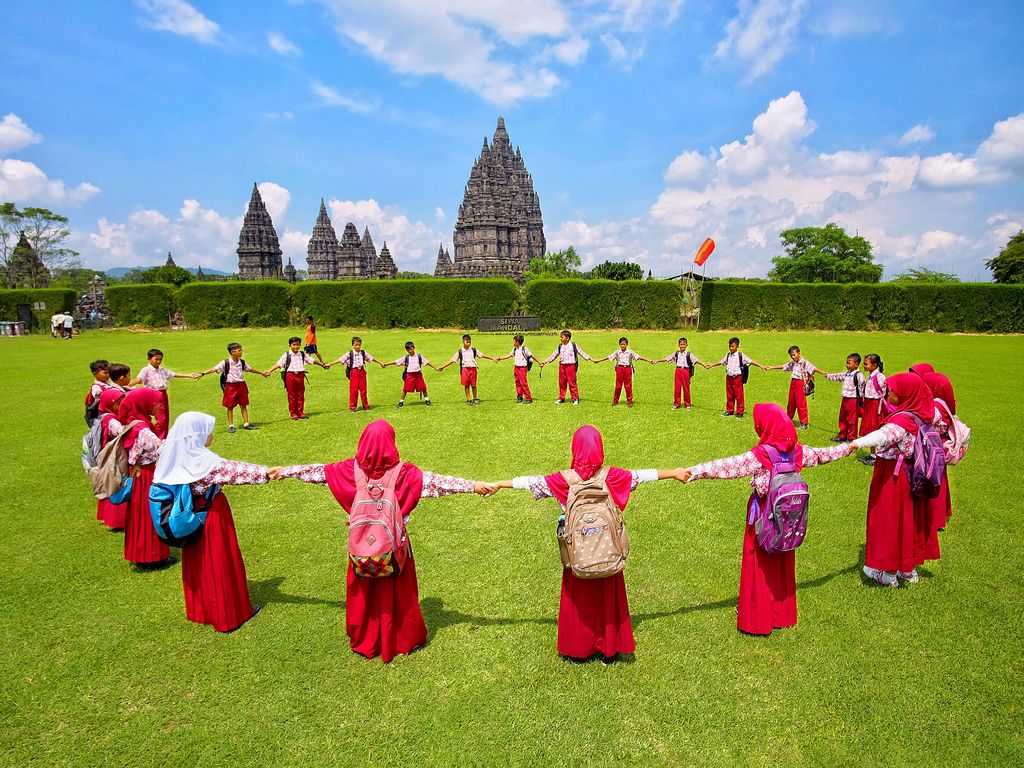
<box><xmin>831</xmin><ymin>436</ymin><xmax>844</xmax><ymax>442</ymax></box>
<box><xmin>243</xmin><ymin>424</ymin><xmax>258</xmax><ymax>430</ymax></box>
<box><xmin>721</xmin><ymin>411</ymin><xmax>733</xmax><ymax>417</ymax></box>
<box><xmin>424</xmin><ymin>399</ymin><xmax>432</xmax><ymax>406</ymax></box>
<box><xmin>736</xmin><ymin>413</ymin><xmax>744</xmax><ymax>419</ymax></box>
<box><xmin>797</xmin><ymin>423</ymin><xmax>808</xmax><ymax>430</ymax></box>
<box><xmin>466</xmin><ymin>400</ymin><xmax>474</xmax><ymax>406</ymax></box>
<box><xmin>523</xmin><ymin>399</ymin><xmax>533</xmax><ymax>404</ymax></box>
<box><xmin>397</xmin><ymin>401</ymin><xmax>404</xmax><ymax>408</ymax></box>
<box><xmin>858</xmin><ymin>455</ymin><xmax>876</xmax><ymax>466</ymax></box>
<box><xmin>516</xmin><ymin>396</ymin><xmax>523</xmax><ymax>403</ymax></box>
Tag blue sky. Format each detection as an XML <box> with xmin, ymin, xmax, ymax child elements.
<box><xmin>1</xmin><ymin>0</ymin><xmax>1022</xmax><ymax>279</ymax></box>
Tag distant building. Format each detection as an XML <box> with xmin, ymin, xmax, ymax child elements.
<box><xmin>304</xmin><ymin>199</ymin><xmax>395</xmax><ymax>280</ymax></box>
<box><xmin>283</xmin><ymin>259</ymin><xmax>297</xmax><ymax>283</ymax></box>
<box><xmin>237</xmin><ymin>183</ymin><xmax>284</xmax><ymax>280</ymax></box>
<box><xmin>165</xmin><ymin>251</ymin><xmax>177</xmax><ymax>267</ymax></box>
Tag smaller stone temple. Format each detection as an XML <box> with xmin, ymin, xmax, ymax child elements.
<box><xmin>283</xmin><ymin>259</ymin><xmax>297</xmax><ymax>283</ymax></box>
<box><xmin>304</xmin><ymin>200</ymin><xmax>396</xmax><ymax>280</ymax></box>
<box><xmin>374</xmin><ymin>242</ymin><xmax>397</xmax><ymax>279</ymax></box>
<box><xmin>6</xmin><ymin>232</ymin><xmax>50</xmax><ymax>288</ymax></box>
<box><xmin>75</xmin><ymin>275</ymin><xmax>111</xmax><ymax>320</ymax></box>
<box><xmin>165</xmin><ymin>252</ymin><xmax>177</xmax><ymax>268</ymax></box>
<box><xmin>237</xmin><ymin>183</ymin><xmax>284</xmax><ymax>280</ymax></box>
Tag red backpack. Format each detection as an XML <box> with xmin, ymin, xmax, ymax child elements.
<box><xmin>348</xmin><ymin>462</ymin><xmax>408</xmax><ymax>577</ymax></box>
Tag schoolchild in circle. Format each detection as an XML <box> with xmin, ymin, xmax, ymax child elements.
<box><xmin>858</xmin><ymin>354</ymin><xmax>887</xmax><ymax>466</ymax></box>
<box><xmin>818</xmin><ymin>353</ymin><xmax>865</xmax><ymax>442</ymax></box>
<box><xmin>541</xmin><ymin>330</ymin><xmax>593</xmax><ymax>405</ymax></box>
<box><xmin>95</xmin><ymin>388</ymin><xmax>128</xmax><ymax>530</ymax></box>
<box><xmin>108</xmin><ymin>363</ymin><xmax>132</xmax><ymax>393</ymax></box>
<box><xmin>763</xmin><ymin>345</ymin><xmax>816</xmax><ymax>429</ymax></box>
<box><xmin>706</xmin><ymin>337</ymin><xmax>764</xmax><ymax>418</ymax></box>
<box><xmin>87</xmin><ymin>359</ymin><xmax>113</xmax><ymax>405</ymax></box>
<box><xmin>653</xmin><ymin>337</ymin><xmax>709</xmax><ymax>410</ymax></box>
<box><xmin>922</xmin><ymin>371</ymin><xmax>958</xmax><ymax>530</ymax></box>
<box><xmin>438</xmin><ymin>334</ymin><xmax>496</xmax><ymax>405</ymax></box>
<box><xmin>198</xmin><ymin>343</ymin><xmax>269</xmax><ymax>432</ymax></box>
<box><xmin>494</xmin><ymin>334</ymin><xmax>535</xmax><ymax>404</ymax></box>
<box><xmin>593</xmin><ymin>337</ymin><xmax>654</xmax><ymax>407</ymax></box>
<box><xmin>129</xmin><ymin>348</ymin><xmax>201</xmax><ymax>438</ymax></box>
<box><xmin>326</xmin><ymin>336</ymin><xmax>385</xmax><ymax>413</ymax></box>
<box><xmin>381</xmin><ymin>341</ymin><xmax>439</xmax><ymax>407</ymax></box>
<box><xmin>264</xmin><ymin>336</ymin><xmax>327</xmax><ymax>420</ymax></box>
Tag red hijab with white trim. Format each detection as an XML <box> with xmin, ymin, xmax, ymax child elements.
<box><xmin>118</xmin><ymin>388</ymin><xmax>162</xmax><ymax>452</ymax></box>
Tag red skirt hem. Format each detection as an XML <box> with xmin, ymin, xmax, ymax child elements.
<box><xmin>738</xmin><ymin>496</ymin><xmax>797</xmax><ymax>635</ymax></box>
<box><xmin>557</xmin><ymin>570</ymin><xmax>635</xmax><ymax>659</ymax></box>
<box><xmin>345</xmin><ymin>553</ymin><xmax>428</xmax><ymax>663</ymax></box>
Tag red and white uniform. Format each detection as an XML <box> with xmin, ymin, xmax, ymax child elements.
<box><xmin>608</xmin><ymin>349</ymin><xmax>640</xmax><ymax>405</ymax></box>
<box><xmin>782</xmin><ymin>358</ymin><xmax>815</xmax><ymax>425</ymax></box>
<box><xmin>826</xmin><ymin>369</ymin><xmax>865</xmax><ymax>440</ymax></box>
<box><xmin>214</xmin><ymin>358</ymin><xmax>254</xmax><ymax>408</ymax></box>
<box><xmin>337</xmin><ymin>350</ymin><xmax>375</xmax><ymax>410</ymax></box>
<box><xmin>395</xmin><ymin>354</ymin><xmax>430</xmax><ymax>395</ymax></box>
<box><xmin>89</xmin><ymin>380</ymin><xmax>114</xmax><ymax>402</ymax></box>
<box><xmin>860</xmin><ymin>370</ymin><xmax>888</xmax><ymax>435</ymax></box>
<box><xmin>124</xmin><ymin>427</ymin><xmax>169</xmax><ymax>564</ymax></box>
<box><xmin>511</xmin><ymin>345</ymin><xmax>533</xmax><ymax>400</ymax></box>
<box><xmin>450</xmin><ymin>347</ymin><xmax>482</xmax><ymax>388</ymax></box>
<box><xmin>719</xmin><ymin>351</ymin><xmax>752</xmax><ymax>416</ymax></box>
<box><xmin>665</xmin><ymin>350</ymin><xmax>701</xmax><ymax>408</ymax></box>
<box><xmin>138</xmin><ymin>365</ymin><xmax>176</xmax><ymax>437</ymax></box>
<box><xmin>277</xmin><ymin>350</ymin><xmax>315</xmax><ymax>418</ymax></box>
<box><xmin>544</xmin><ymin>343</ymin><xmax>591</xmax><ymax>401</ymax></box>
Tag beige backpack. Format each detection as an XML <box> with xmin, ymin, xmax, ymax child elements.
<box><xmin>89</xmin><ymin>420</ymin><xmax>143</xmax><ymax>500</ymax></box>
<box><xmin>557</xmin><ymin>467</ymin><xmax>630</xmax><ymax>579</ymax></box>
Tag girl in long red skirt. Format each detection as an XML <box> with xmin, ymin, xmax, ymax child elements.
<box><xmin>118</xmin><ymin>388</ymin><xmax>173</xmax><ymax>569</ymax></box>
<box><xmin>493</xmin><ymin>425</ymin><xmax>680</xmax><ymax>660</ymax></box>
<box><xmin>276</xmin><ymin>419</ymin><xmax>488</xmax><ymax>662</ymax></box>
<box><xmin>154</xmin><ymin>412</ymin><xmax>268</xmax><ymax>632</ymax></box>
<box><xmin>96</xmin><ymin>388</ymin><xmax>128</xmax><ymax>529</ymax></box>
<box><xmin>923</xmin><ymin>371</ymin><xmax>958</xmax><ymax>528</ymax></box>
<box><xmin>682</xmin><ymin>404</ymin><xmax>851</xmax><ymax>635</ymax></box>
<box><xmin>851</xmin><ymin>373</ymin><xmax>938</xmax><ymax>586</ymax></box>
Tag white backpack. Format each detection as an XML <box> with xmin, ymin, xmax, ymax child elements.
<box><xmin>935</xmin><ymin>398</ymin><xmax>970</xmax><ymax>465</ymax></box>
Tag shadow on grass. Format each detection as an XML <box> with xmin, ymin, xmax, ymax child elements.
<box><xmin>249</xmin><ymin>576</ymin><xmax>340</xmax><ymax>609</ymax></box>
<box><xmin>420</xmin><ymin>596</ymin><xmax>556</xmax><ymax>643</ymax></box>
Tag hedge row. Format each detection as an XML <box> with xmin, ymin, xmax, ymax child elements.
<box><xmin>698</xmin><ymin>282</ymin><xmax>1024</xmax><ymax>332</ymax></box>
<box><xmin>178</xmin><ymin>282</ymin><xmax>292</xmax><ymax>328</ymax></box>
<box><xmin>524</xmin><ymin>280</ymin><xmax>684</xmax><ymax>329</ymax></box>
<box><xmin>106</xmin><ymin>284</ymin><xmax>176</xmax><ymax>328</ymax></box>
<box><xmin>0</xmin><ymin>288</ymin><xmax>76</xmax><ymax>331</ymax></box>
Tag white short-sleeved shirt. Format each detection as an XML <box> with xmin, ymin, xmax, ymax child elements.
<box><xmin>337</xmin><ymin>350</ymin><xmax>374</xmax><ymax>369</ymax></box>
<box><xmin>608</xmin><ymin>349</ymin><xmax>640</xmax><ymax>366</ymax></box>
<box><xmin>138</xmin><ymin>365</ymin><xmax>175</xmax><ymax>391</ymax></box>
<box><xmin>864</xmin><ymin>370</ymin><xmax>887</xmax><ymax>399</ymax></box>
<box><xmin>450</xmin><ymin>348</ymin><xmax>481</xmax><ymax>368</ymax></box>
<box><xmin>512</xmin><ymin>346</ymin><xmax>533</xmax><ymax>367</ymax></box>
<box><xmin>276</xmin><ymin>351</ymin><xmax>314</xmax><ymax>373</ymax></box>
<box><xmin>214</xmin><ymin>358</ymin><xmax>254</xmax><ymax>383</ymax></box>
<box><xmin>665</xmin><ymin>350</ymin><xmax>701</xmax><ymax>368</ymax></box>
<box><xmin>783</xmin><ymin>358</ymin><xmax>815</xmax><ymax>380</ymax></box>
<box><xmin>719</xmin><ymin>351</ymin><xmax>751</xmax><ymax>377</ymax></box>
<box><xmin>394</xmin><ymin>354</ymin><xmax>428</xmax><ymax>372</ymax></box>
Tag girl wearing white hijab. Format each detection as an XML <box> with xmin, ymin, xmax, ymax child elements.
<box><xmin>154</xmin><ymin>412</ymin><xmax>271</xmax><ymax>632</ymax></box>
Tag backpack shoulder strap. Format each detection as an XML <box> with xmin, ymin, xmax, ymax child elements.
<box><xmin>562</xmin><ymin>469</ymin><xmax>581</xmax><ymax>486</ymax></box>
<box><xmin>403</xmin><ymin>354</ymin><xmax>409</xmax><ymax>369</ymax></box>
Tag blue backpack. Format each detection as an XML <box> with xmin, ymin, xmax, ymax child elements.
<box><xmin>149</xmin><ymin>482</ymin><xmax>220</xmax><ymax>547</ymax></box>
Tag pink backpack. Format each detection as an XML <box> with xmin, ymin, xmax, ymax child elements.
<box><xmin>934</xmin><ymin>398</ymin><xmax>970</xmax><ymax>465</ymax></box>
<box><xmin>349</xmin><ymin>462</ymin><xmax>408</xmax><ymax>578</ymax></box>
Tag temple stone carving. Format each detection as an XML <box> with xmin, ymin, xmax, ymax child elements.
<box><xmin>374</xmin><ymin>242</ymin><xmax>398</xmax><ymax>279</ymax></box>
<box><xmin>436</xmin><ymin>117</ymin><xmax>545</xmax><ymax>282</ymax></box>
<box><xmin>306</xmin><ymin>199</ymin><xmax>339</xmax><ymax>281</ymax></box>
<box><xmin>303</xmin><ymin>200</ymin><xmax>396</xmax><ymax>280</ymax></box>
<box><xmin>283</xmin><ymin>259</ymin><xmax>297</xmax><ymax>283</ymax></box>
<box><xmin>236</xmin><ymin>183</ymin><xmax>283</xmax><ymax>280</ymax></box>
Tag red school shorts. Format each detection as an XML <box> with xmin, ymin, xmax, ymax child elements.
<box><xmin>403</xmin><ymin>371</ymin><xmax>427</xmax><ymax>394</ymax></box>
<box><xmin>222</xmin><ymin>381</ymin><xmax>249</xmax><ymax>408</ymax></box>
<box><xmin>460</xmin><ymin>367</ymin><xmax>478</xmax><ymax>387</ymax></box>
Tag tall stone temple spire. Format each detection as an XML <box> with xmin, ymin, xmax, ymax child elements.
<box><xmin>336</xmin><ymin>222</ymin><xmax>364</xmax><ymax>279</ymax></box>
<box><xmin>360</xmin><ymin>226</ymin><xmax>377</xmax><ymax>275</ymax></box>
<box><xmin>237</xmin><ymin>183</ymin><xmax>283</xmax><ymax>280</ymax></box>
<box><xmin>442</xmin><ymin>116</ymin><xmax>545</xmax><ymax>282</ymax></box>
<box><xmin>306</xmin><ymin>199</ymin><xmax>339</xmax><ymax>281</ymax></box>
<box><xmin>374</xmin><ymin>242</ymin><xmax>397</xmax><ymax>279</ymax></box>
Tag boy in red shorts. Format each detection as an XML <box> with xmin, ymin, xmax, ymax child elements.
<box><xmin>200</xmin><ymin>342</ymin><xmax>268</xmax><ymax>432</ymax></box>
<box><xmin>326</xmin><ymin>335</ymin><xmax>385</xmax><ymax>412</ymax></box>
<box><xmin>439</xmin><ymin>333</ymin><xmax>496</xmax><ymax>405</ymax></box>
<box><xmin>382</xmin><ymin>341</ymin><xmax>439</xmax><ymax>407</ymax></box>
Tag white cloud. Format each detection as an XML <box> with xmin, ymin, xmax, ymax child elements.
<box><xmin>898</xmin><ymin>124</ymin><xmax>935</xmax><ymax>146</ymax></box>
<box><xmin>542</xmin><ymin>35</ymin><xmax>590</xmax><ymax>66</ymax></box>
<box><xmin>326</xmin><ymin>198</ymin><xmax>447</xmax><ymax>273</ymax></box>
<box><xmin>0</xmin><ymin>158</ymin><xmax>101</xmax><ymax>207</ymax></box>
<box><xmin>311</xmin><ymin>81</ymin><xmax>376</xmax><ymax>113</ymax></box>
<box><xmin>917</xmin><ymin>153</ymin><xmax>987</xmax><ymax>188</ymax></box>
<box><xmin>264</xmin><ymin>110</ymin><xmax>295</xmax><ymax>121</ymax></box>
<box><xmin>715</xmin><ymin>0</ymin><xmax>809</xmax><ymax>82</ymax></box>
<box><xmin>280</xmin><ymin>229</ymin><xmax>310</xmax><ymax>266</ymax></box>
<box><xmin>135</xmin><ymin>0</ymin><xmax>220</xmax><ymax>44</ymax></box>
<box><xmin>267</xmin><ymin>31</ymin><xmax>301</xmax><ymax>57</ymax></box>
<box><xmin>600</xmin><ymin>33</ymin><xmax>645</xmax><ymax>68</ymax></box>
<box><xmin>664</xmin><ymin>150</ymin><xmax>713</xmax><ymax>185</ymax></box>
<box><xmin>0</xmin><ymin>114</ymin><xmax>42</xmax><ymax>154</ymax></box>
<box><xmin>976</xmin><ymin>113</ymin><xmax>1024</xmax><ymax>169</ymax></box>
<box><xmin>434</xmin><ymin>207</ymin><xmax>446</xmax><ymax>223</ymax></box>
<box><xmin>255</xmin><ymin>182</ymin><xmax>291</xmax><ymax>224</ymax></box>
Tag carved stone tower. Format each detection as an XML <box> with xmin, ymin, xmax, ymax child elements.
<box><xmin>306</xmin><ymin>199</ymin><xmax>339</xmax><ymax>281</ymax></box>
<box><xmin>336</xmin><ymin>222</ymin><xmax>364</xmax><ymax>279</ymax></box>
<box><xmin>237</xmin><ymin>183</ymin><xmax>283</xmax><ymax>280</ymax></box>
<box><xmin>374</xmin><ymin>242</ymin><xmax>397</xmax><ymax>279</ymax></box>
<box><xmin>360</xmin><ymin>227</ymin><xmax>377</xmax><ymax>275</ymax></box>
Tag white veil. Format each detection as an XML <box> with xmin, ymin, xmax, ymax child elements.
<box><xmin>153</xmin><ymin>411</ymin><xmax>222</xmax><ymax>485</ymax></box>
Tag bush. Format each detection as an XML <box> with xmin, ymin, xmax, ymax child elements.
<box><xmin>291</xmin><ymin>279</ymin><xmax>519</xmax><ymax>328</ymax></box>
<box><xmin>178</xmin><ymin>281</ymin><xmax>291</xmax><ymax>328</ymax></box>
<box><xmin>525</xmin><ymin>280</ymin><xmax>683</xmax><ymax>329</ymax></box>
<box><xmin>0</xmin><ymin>288</ymin><xmax>76</xmax><ymax>332</ymax></box>
<box><xmin>106</xmin><ymin>284</ymin><xmax>175</xmax><ymax>327</ymax></box>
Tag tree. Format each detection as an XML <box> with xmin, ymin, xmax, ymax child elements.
<box><xmin>396</xmin><ymin>271</ymin><xmax>434</xmax><ymax>279</ymax></box>
<box><xmin>51</xmin><ymin>267</ymin><xmax>106</xmax><ymax>293</ymax></box>
<box><xmin>890</xmin><ymin>267</ymin><xmax>960</xmax><ymax>283</ymax></box>
<box><xmin>523</xmin><ymin>246</ymin><xmax>582</xmax><ymax>282</ymax></box>
<box><xmin>768</xmin><ymin>223</ymin><xmax>883</xmax><ymax>283</ymax></box>
<box><xmin>140</xmin><ymin>264</ymin><xmax>194</xmax><ymax>287</ymax></box>
<box><xmin>1</xmin><ymin>202</ymin><xmax>80</xmax><ymax>286</ymax></box>
<box><xmin>588</xmin><ymin>261</ymin><xmax>644</xmax><ymax>281</ymax></box>
<box><xmin>986</xmin><ymin>231</ymin><xmax>1024</xmax><ymax>284</ymax></box>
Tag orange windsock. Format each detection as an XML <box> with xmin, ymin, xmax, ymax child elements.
<box><xmin>694</xmin><ymin>237</ymin><xmax>715</xmax><ymax>266</ymax></box>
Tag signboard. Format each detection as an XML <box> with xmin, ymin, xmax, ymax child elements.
<box><xmin>32</xmin><ymin>301</ymin><xmax>46</xmax><ymax>310</ymax></box>
<box><xmin>477</xmin><ymin>316</ymin><xmax>541</xmax><ymax>333</ymax></box>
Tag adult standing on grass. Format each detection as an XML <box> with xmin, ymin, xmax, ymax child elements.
<box><xmin>62</xmin><ymin>312</ymin><xmax>73</xmax><ymax>339</ymax></box>
<box><xmin>50</xmin><ymin>311</ymin><xmax>64</xmax><ymax>338</ymax></box>
<box><xmin>270</xmin><ymin>420</ymin><xmax>492</xmax><ymax>662</ymax></box>
<box><xmin>153</xmin><ymin>412</ymin><xmax>270</xmax><ymax>632</ymax></box>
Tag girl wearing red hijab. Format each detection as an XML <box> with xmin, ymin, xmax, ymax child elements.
<box><xmin>95</xmin><ymin>388</ymin><xmax>128</xmax><ymax>529</ymax></box>
<box><xmin>851</xmin><ymin>373</ymin><xmax>938</xmax><ymax>586</ymax></box>
<box><xmin>491</xmin><ymin>425</ymin><xmax>681</xmax><ymax>661</ymax></box>
<box><xmin>681</xmin><ymin>404</ymin><xmax>851</xmax><ymax>635</ymax></box>
<box><xmin>118</xmin><ymin>388</ymin><xmax>174</xmax><ymax>569</ymax></box>
<box><xmin>909</xmin><ymin>362</ymin><xmax>935</xmax><ymax>377</ymax></box>
<box><xmin>923</xmin><ymin>372</ymin><xmax>958</xmax><ymax>528</ymax></box>
<box><xmin>274</xmin><ymin>419</ymin><xmax>489</xmax><ymax>662</ymax></box>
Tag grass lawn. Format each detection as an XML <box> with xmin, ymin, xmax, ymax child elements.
<box><xmin>0</xmin><ymin>327</ymin><xmax>1021</xmax><ymax>767</ymax></box>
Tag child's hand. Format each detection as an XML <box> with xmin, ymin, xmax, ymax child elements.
<box><xmin>267</xmin><ymin>467</ymin><xmax>283</xmax><ymax>481</ymax></box>
<box><xmin>848</xmin><ymin>442</ymin><xmax>860</xmax><ymax>452</ymax></box>
<box><xmin>474</xmin><ymin>481</ymin><xmax>498</xmax><ymax>497</ymax></box>
<box><xmin>191</xmin><ymin>373</ymin><xmax>201</xmax><ymax>380</ymax></box>
<box><xmin>675</xmin><ymin>468</ymin><xmax>692</xmax><ymax>483</ymax></box>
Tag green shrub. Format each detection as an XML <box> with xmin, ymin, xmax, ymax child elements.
<box><xmin>178</xmin><ymin>281</ymin><xmax>291</xmax><ymax>328</ymax></box>
<box><xmin>524</xmin><ymin>280</ymin><xmax>683</xmax><ymax>329</ymax></box>
<box><xmin>0</xmin><ymin>288</ymin><xmax>76</xmax><ymax>332</ymax></box>
<box><xmin>106</xmin><ymin>284</ymin><xmax>175</xmax><ymax>327</ymax></box>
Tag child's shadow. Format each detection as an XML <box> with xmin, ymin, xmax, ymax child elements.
<box><xmin>249</xmin><ymin>576</ymin><xmax>340</xmax><ymax>609</ymax></box>
<box><xmin>420</xmin><ymin>596</ymin><xmax>555</xmax><ymax>643</ymax></box>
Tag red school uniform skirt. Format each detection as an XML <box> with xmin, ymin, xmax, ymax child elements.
<box><xmin>557</xmin><ymin>569</ymin><xmax>635</xmax><ymax>659</ymax></box>
<box><xmin>181</xmin><ymin>492</ymin><xmax>254</xmax><ymax>632</ymax></box>
<box><xmin>124</xmin><ymin>463</ymin><xmax>170</xmax><ymax>565</ymax></box>
<box><xmin>738</xmin><ymin>493</ymin><xmax>797</xmax><ymax>635</ymax></box>
<box><xmin>222</xmin><ymin>381</ymin><xmax>249</xmax><ymax>408</ymax></box>
<box><xmin>345</xmin><ymin>550</ymin><xmax>428</xmax><ymax>662</ymax></box>
<box><xmin>865</xmin><ymin>457</ymin><xmax>916</xmax><ymax>573</ymax></box>
<box><xmin>860</xmin><ymin>399</ymin><xmax>884</xmax><ymax>436</ymax></box>
<box><xmin>97</xmin><ymin>496</ymin><xmax>127</xmax><ymax>529</ymax></box>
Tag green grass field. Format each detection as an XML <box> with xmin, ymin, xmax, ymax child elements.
<box><xmin>1</xmin><ymin>327</ymin><xmax>1022</xmax><ymax>767</ymax></box>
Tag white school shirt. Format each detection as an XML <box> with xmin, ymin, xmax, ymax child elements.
<box><xmin>608</xmin><ymin>349</ymin><xmax>640</xmax><ymax>366</ymax></box>
<box><xmin>544</xmin><ymin>343</ymin><xmax>592</xmax><ymax>365</ymax></box>
<box><xmin>90</xmin><ymin>380</ymin><xmax>113</xmax><ymax>400</ymax></box>
<box><xmin>664</xmin><ymin>350</ymin><xmax>701</xmax><ymax>367</ymax></box>
<box><xmin>138</xmin><ymin>365</ymin><xmax>176</xmax><ymax>391</ymax></box>
<box><xmin>394</xmin><ymin>354</ymin><xmax>428</xmax><ymax>372</ymax></box>
<box><xmin>276</xmin><ymin>350</ymin><xmax>314</xmax><ymax>373</ymax></box>
<box><xmin>864</xmin><ymin>370</ymin><xmax>887</xmax><ymax>399</ymax></box>
<box><xmin>449</xmin><ymin>348</ymin><xmax>481</xmax><ymax>368</ymax></box>
<box><xmin>512</xmin><ymin>346</ymin><xmax>533</xmax><ymax>367</ymax></box>
<box><xmin>213</xmin><ymin>358</ymin><xmax>254</xmax><ymax>383</ymax></box>
<box><xmin>63</xmin><ymin>315</ymin><xmax>73</xmax><ymax>328</ymax></box>
<box><xmin>718</xmin><ymin>351</ymin><xmax>752</xmax><ymax>376</ymax></box>
<box><xmin>782</xmin><ymin>358</ymin><xmax>815</xmax><ymax>380</ymax></box>
<box><xmin>825</xmin><ymin>369</ymin><xmax>865</xmax><ymax>398</ymax></box>
<box><xmin>338</xmin><ymin>350</ymin><xmax>374</xmax><ymax>368</ymax></box>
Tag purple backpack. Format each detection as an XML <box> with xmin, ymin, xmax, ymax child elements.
<box><xmin>750</xmin><ymin>447</ymin><xmax>810</xmax><ymax>554</ymax></box>
<box><xmin>899</xmin><ymin>414</ymin><xmax>945</xmax><ymax>498</ymax></box>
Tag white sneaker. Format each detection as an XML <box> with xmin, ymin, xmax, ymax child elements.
<box><xmin>672</xmin><ymin>406</ymin><xmax>680</xmax><ymax>410</ymax></box>
<box><xmin>897</xmin><ymin>569</ymin><xmax>920</xmax><ymax>584</ymax></box>
<box><xmin>863</xmin><ymin>566</ymin><xmax>898</xmax><ymax>587</ymax></box>
<box><xmin>572</xmin><ymin>400</ymin><xmax>579</xmax><ymax>406</ymax></box>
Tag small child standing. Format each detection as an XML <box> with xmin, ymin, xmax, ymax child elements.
<box><xmin>85</xmin><ymin>360</ymin><xmax>113</xmax><ymax>424</ymax></box>
<box><xmin>706</xmin><ymin>337</ymin><xmax>763</xmax><ymax>419</ymax></box>
<box><xmin>108</xmin><ymin>363</ymin><xmax>132</xmax><ymax>393</ymax></box>
<box><xmin>327</xmin><ymin>336</ymin><xmax>385</xmax><ymax>413</ymax></box>
<box><xmin>199</xmin><ymin>343</ymin><xmax>269</xmax><ymax>432</ymax></box>
<box><xmin>593</xmin><ymin>337</ymin><xmax>654</xmax><ymax>407</ymax></box>
<box><xmin>304</xmin><ymin>315</ymin><xmax>325</xmax><ymax>365</ymax></box>
<box><xmin>655</xmin><ymin>337</ymin><xmax>707</xmax><ymax>411</ymax></box>
<box><xmin>857</xmin><ymin>354</ymin><xmax>887</xmax><ymax>466</ymax></box>
<box><xmin>130</xmin><ymin>348</ymin><xmax>201</xmax><ymax>438</ymax></box>
<box><xmin>382</xmin><ymin>341</ymin><xmax>438</xmax><ymax>407</ymax></box>
<box><xmin>495</xmin><ymin>334</ymin><xmax>535</xmax><ymax>404</ymax></box>
<box><xmin>817</xmin><ymin>353</ymin><xmax>864</xmax><ymax>442</ymax></box>
<box><xmin>439</xmin><ymin>334</ymin><xmax>497</xmax><ymax>405</ymax></box>
<box><xmin>541</xmin><ymin>330</ymin><xmax>593</xmax><ymax>405</ymax></box>
<box><xmin>763</xmin><ymin>345</ymin><xmax>816</xmax><ymax>429</ymax></box>
<box><xmin>264</xmin><ymin>336</ymin><xmax>327</xmax><ymax>420</ymax></box>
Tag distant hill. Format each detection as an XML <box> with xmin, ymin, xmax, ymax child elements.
<box><xmin>104</xmin><ymin>266</ymin><xmax>231</xmax><ymax>277</ymax></box>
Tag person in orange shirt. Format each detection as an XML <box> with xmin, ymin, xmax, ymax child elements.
<box><xmin>304</xmin><ymin>315</ymin><xmax>325</xmax><ymax>365</ymax></box>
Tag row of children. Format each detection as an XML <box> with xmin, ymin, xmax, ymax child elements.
<box><xmin>83</xmin><ymin>359</ymin><xmax>966</xmax><ymax>661</ymax></box>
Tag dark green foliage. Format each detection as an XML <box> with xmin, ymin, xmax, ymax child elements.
<box><xmin>986</xmin><ymin>231</ymin><xmax>1024</xmax><ymax>283</ymax></box>
<box><xmin>523</xmin><ymin>246</ymin><xmax>582</xmax><ymax>282</ymax></box>
<box><xmin>292</xmin><ymin>279</ymin><xmax>519</xmax><ymax>328</ymax></box>
<box><xmin>890</xmin><ymin>268</ymin><xmax>960</xmax><ymax>283</ymax></box>
<box><xmin>0</xmin><ymin>288</ymin><xmax>75</xmax><ymax>331</ymax></box>
<box><xmin>525</xmin><ymin>279</ymin><xmax>683</xmax><ymax>329</ymax></box>
<box><xmin>106</xmin><ymin>284</ymin><xmax>175</xmax><ymax>327</ymax></box>
<box><xmin>699</xmin><ymin>281</ymin><xmax>1024</xmax><ymax>332</ymax></box>
<box><xmin>178</xmin><ymin>282</ymin><xmax>291</xmax><ymax>328</ymax></box>
<box><xmin>141</xmin><ymin>264</ymin><xmax>194</xmax><ymax>287</ymax></box>
<box><xmin>587</xmin><ymin>261</ymin><xmax>644</xmax><ymax>281</ymax></box>
<box><xmin>769</xmin><ymin>223</ymin><xmax>883</xmax><ymax>283</ymax></box>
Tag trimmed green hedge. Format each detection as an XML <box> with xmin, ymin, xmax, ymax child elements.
<box><xmin>0</xmin><ymin>288</ymin><xmax>76</xmax><ymax>331</ymax></box>
<box><xmin>292</xmin><ymin>279</ymin><xmax>519</xmax><ymax>328</ymax></box>
<box><xmin>698</xmin><ymin>282</ymin><xmax>1024</xmax><ymax>332</ymax></box>
<box><xmin>178</xmin><ymin>281</ymin><xmax>291</xmax><ymax>328</ymax></box>
<box><xmin>524</xmin><ymin>279</ymin><xmax>684</xmax><ymax>329</ymax></box>
<box><xmin>106</xmin><ymin>284</ymin><xmax>176</xmax><ymax>328</ymax></box>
